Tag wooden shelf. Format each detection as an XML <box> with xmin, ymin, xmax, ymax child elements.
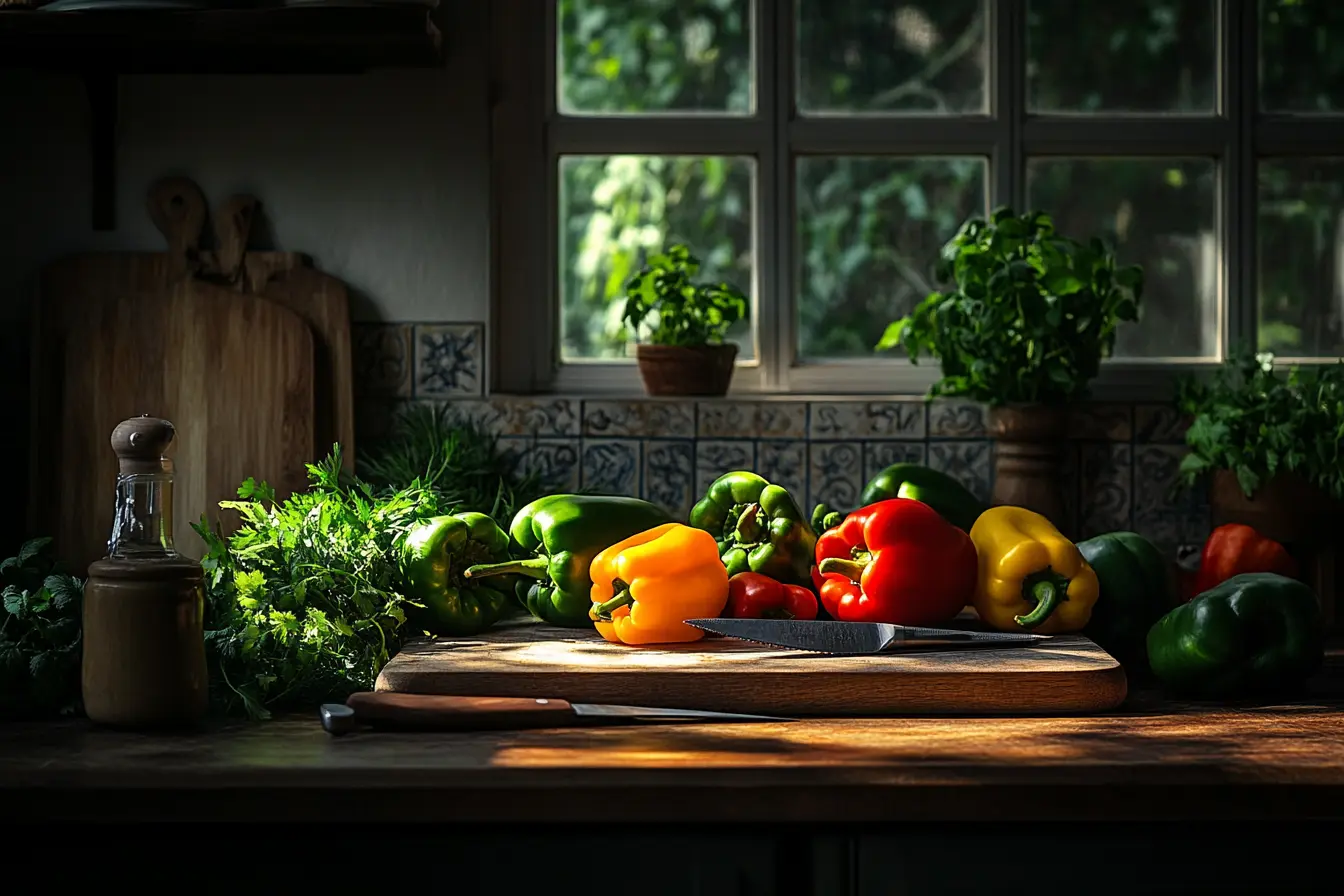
<box><xmin>0</xmin><ymin>6</ymin><xmax>443</xmax><ymax>74</ymax></box>
<box><xmin>0</xmin><ymin>6</ymin><xmax>444</xmax><ymax>230</ymax></box>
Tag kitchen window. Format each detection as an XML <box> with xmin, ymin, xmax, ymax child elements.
<box><xmin>491</xmin><ymin>0</ymin><xmax>1344</xmax><ymax>396</ymax></box>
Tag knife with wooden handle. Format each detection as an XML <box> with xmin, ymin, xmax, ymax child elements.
<box><xmin>320</xmin><ymin>692</ymin><xmax>788</xmax><ymax>736</ymax></box>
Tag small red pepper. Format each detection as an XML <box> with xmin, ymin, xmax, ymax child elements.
<box><xmin>1189</xmin><ymin>523</ymin><xmax>1299</xmax><ymax>599</ymax></box>
<box><xmin>726</xmin><ymin>572</ymin><xmax>819</xmax><ymax>620</ymax></box>
<box><xmin>813</xmin><ymin>498</ymin><xmax>976</xmax><ymax>626</ymax></box>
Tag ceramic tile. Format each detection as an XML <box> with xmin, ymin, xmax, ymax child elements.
<box><xmin>862</xmin><ymin>442</ymin><xmax>927</xmax><ymax>487</ymax></box>
<box><xmin>354</xmin><ymin>397</ymin><xmax>403</xmax><ymax>443</ymax></box>
<box><xmin>1134</xmin><ymin>403</ymin><xmax>1191</xmax><ymax>443</ymax></box>
<box><xmin>1131</xmin><ymin>444</ymin><xmax>1211</xmax><ymax>552</ymax></box>
<box><xmin>696</xmin><ymin>440</ymin><xmax>756</xmax><ymax>497</ymax></box>
<box><xmin>927</xmin><ymin>399</ymin><xmax>986</xmax><ymax>437</ymax></box>
<box><xmin>926</xmin><ymin>440</ymin><xmax>993</xmax><ymax>504</ymax></box>
<box><xmin>352</xmin><ymin>324</ymin><xmax>413</xmax><ymax>398</ymax></box>
<box><xmin>412</xmin><ymin>322</ymin><xmax>484</xmax><ymax>398</ymax></box>
<box><xmin>580</xmin><ymin>438</ymin><xmax>641</xmax><ymax>496</ymax></box>
<box><xmin>807</xmin><ymin>401</ymin><xmax>926</xmax><ymax>440</ymax></box>
<box><xmin>1069</xmin><ymin>403</ymin><xmax>1133</xmax><ymax>441</ymax></box>
<box><xmin>528</xmin><ymin>439</ymin><xmax>581</xmax><ymax>492</ymax></box>
<box><xmin>642</xmin><ymin>439</ymin><xmax>696</xmax><ymax>519</ymax></box>
<box><xmin>696</xmin><ymin>401</ymin><xmax>758</xmax><ymax>439</ymax></box>
<box><xmin>582</xmin><ymin>400</ymin><xmax>694</xmax><ymax>438</ymax></box>
<box><xmin>756</xmin><ymin>440</ymin><xmax>808</xmax><ymax>500</ymax></box>
<box><xmin>808</xmin><ymin>442</ymin><xmax>865</xmax><ymax>513</ymax></box>
<box><xmin>496</xmin><ymin>436</ymin><xmax>534</xmax><ymax>476</ymax></box>
<box><xmin>756</xmin><ymin>402</ymin><xmax>808</xmax><ymax>439</ymax></box>
<box><xmin>488</xmin><ymin>398</ymin><xmax>581</xmax><ymax>436</ymax></box>
<box><xmin>1078</xmin><ymin>443</ymin><xmax>1133</xmax><ymax>539</ymax></box>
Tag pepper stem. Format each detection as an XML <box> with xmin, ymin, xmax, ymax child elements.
<box><xmin>735</xmin><ymin>503</ymin><xmax>764</xmax><ymax>543</ymax></box>
<box><xmin>817</xmin><ymin>556</ymin><xmax>868</xmax><ymax>582</ymax></box>
<box><xmin>1013</xmin><ymin>572</ymin><xmax>1070</xmax><ymax>629</ymax></box>
<box><xmin>591</xmin><ymin>582</ymin><xmax>633</xmax><ymax>622</ymax></box>
<box><xmin>462</xmin><ymin>557</ymin><xmax>549</xmax><ymax>581</ymax></box>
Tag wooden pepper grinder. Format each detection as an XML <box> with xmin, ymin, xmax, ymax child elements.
<box><xmin>82</xmin><ymin>415</ymin><xmax>208</xmax><ymax>729</ymax></box>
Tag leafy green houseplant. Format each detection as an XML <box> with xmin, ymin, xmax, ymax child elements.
<box><xmin>876</xmin><ymin>207</ymin><xmax>1144</xmax><ymax>529</ymax></box>
<box><xmin>1176</xmin><ymin>349</ymin><xmax>1344</xmax><ymax>544</ymax></box>
<box><xmin>622</xmin><ymin>244</ymin><xmax>749</xmax><ymax>396</ymax></box>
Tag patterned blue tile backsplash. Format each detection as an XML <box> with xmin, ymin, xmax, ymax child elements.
<box><xmin>352</xmin><ymin>324</ymin><xmax>1210</xmax><ymax>553</ymax></box>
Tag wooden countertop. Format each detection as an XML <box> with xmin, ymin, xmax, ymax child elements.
<box><xmin>6</xmin><ymin>653</ymin><xmax>1344</xmax><ymax>824</ymax></box>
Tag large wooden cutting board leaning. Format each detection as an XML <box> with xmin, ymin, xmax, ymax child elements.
<box><xmin>377</xmin><ymin>620</ymin><xmax>1129</xmax><ymax>716</ymax></box>
<box><xmin>30</xmin><ymin>177</ymin><xmax>354</xmax><ymax>573</ymax></box>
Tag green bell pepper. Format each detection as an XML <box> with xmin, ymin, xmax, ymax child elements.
<box><xmin>1146</xmin><ymin>572</ymin><xmax>1325</xmax><ymax>700</ymax></box>
<box><xmin>859</xmin><ymin>463</ymin><xmax>986</xmax><ymax>533</ymax></box>
<box><xmin>689</xmin><ymin>471</ymin><xmax>817</xmax><ymax>587</ymax></box>
<box><xmin>1077</xmin><ymin>531</ymin><xmax>1176</xmax><ymax>671</ymax></box>
<box><xmin>463</xmin><ymin>494</ymin><xmax>673</xmax><ymax>627</ymax></box>
<box><xmin>400</xmin><ymin>512</ymin><xmax>515</xmax><ymax>636</ymax></box>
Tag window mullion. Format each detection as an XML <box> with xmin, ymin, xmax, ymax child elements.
<box><xmin>1228</xmin><ymin>0</ymin><xmax>1257</xmax><ymax>358</ymax></box>
<box><xmin>995</xmin><ymin>0</ymin><xmax>1024</xmax><ymax>212</ymax></box>
<box><xmin>763</xmin><ymin>0</ymin><xmax>788</xmax><ymax>391</ymax></box>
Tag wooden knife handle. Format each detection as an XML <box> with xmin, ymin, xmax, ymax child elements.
<box><xmin>345</xmin><ymin>693</ymin><xmax>576</xmax><ymax>731</ymax></box>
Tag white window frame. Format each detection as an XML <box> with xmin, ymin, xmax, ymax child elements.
<box><xmin>490</xmin><ymin>0</ymin><xmax>1344</xmax><ymax>398</ymax></box>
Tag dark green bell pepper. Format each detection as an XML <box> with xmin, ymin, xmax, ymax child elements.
<box><xmin>1146</xmin><ymin>572</ymin><xmax>1325</xmax><ymax>699</ymax></box>
<box><xmin>859</xmin><ymin>463</ymin><xmax>986</xmax><ymax>533</ymax></box>
<box><xmin>400</xmin><ymin>512</ymin><xmax>515</xmax><ymax>636</ymax></box>
<box><xmin>463</xmin><ymin>494</ymin><xmax>673</xmax><ymax>627</ymax></box>
<box><xmin>1077</xmin><ymin>531</ymin><xmax>1176</xmax><ymax>671</ymax></box>
<box><xmin>689</xmin><ymin>471</ymin><xmax>816</xmax><ymax>587</ymax></box>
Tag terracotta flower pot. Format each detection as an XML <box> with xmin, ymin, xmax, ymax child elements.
<box><xmin>635</xmin><ymin>343</ymin><xmax>738</xmax><ymax>397</ymax></box>
<box><xmin>987</xmin><ymin>403</ymin><xmax>1069</xmax><ymax>531</ymax></box>
<box><xmin>1207</xmin><ymin>470</ymin><xmax>1335</xmax><ymax>547</ymax></box>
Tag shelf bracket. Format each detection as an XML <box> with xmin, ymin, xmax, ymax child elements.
<box><xmin>81</xmin><ymin>70</ymin><xmax>118</xmax><ymax>231</ymax></box>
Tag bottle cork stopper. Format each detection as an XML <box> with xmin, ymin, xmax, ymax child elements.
<box><xmin>110</xmin><ymin>415</ymin><xmax>176</xmax><ymax>475</ymax></box>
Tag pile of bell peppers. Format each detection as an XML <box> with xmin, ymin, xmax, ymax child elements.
<box><xmin>391</xmin><ymin>461</ymin><xmax>1326</xmax><ymax>699</ymax></box>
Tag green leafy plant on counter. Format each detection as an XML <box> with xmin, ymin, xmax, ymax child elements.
<box><xmin>0</xmin><ymin>537</ymin><xmax>83</xmax><ymax>719</ymax></box>
<box><xmin>876</xmin><ymin>207</ymin><xmax>1143</xmax><ymax>406</ymax></box>
<box><xmin>1175</xmin><ymin>348</ymin><xmax>1344</xmax><ymax>500</ymax></box>
<box><xmin>622</xmin><ymin>243</ymin><xmax>749</xmax><ymax>346</ymax></box>
<box><xmin>194</xmin><ymin>447</ymin><xmax>447</xmax><ymax>720</ymax></box>
<box><xmin>357</xmin><ymin>401</ymin><xmax>549</xmax><ymax>529</ymax></box>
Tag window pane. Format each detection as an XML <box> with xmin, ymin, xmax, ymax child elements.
<box><xmin>1027</xmin><ymin>1</ymin><xmax>1215</xmax><ymax>113</ymax></box>
<box><xmin>796</xmin><ymin>157</ymin><xmax>987</xmax><ymax>359</ymax></box>
<box><xmin>1026</xmin><ymin>158</ymin><xmax>1218</xmax><ymax>359</ymax></box>
<box><xmin>1258</xmin><ymin>159</ymin><xmax>1344</xmax><ymax>357</ymax></box>
<box><xmin>557</xmin><ymin>0</ymin><xmax>753</xmax><ymax>115</ymax></box>
<box><xmin>559</xmin><ymin>155</ymin><xmax>755</xmax><ymax>361</ymax></box>
<box><xmin>1261</xmin><ymin>0</ymin><xmax>1344</xmax><ymax>114</ymax></box>
<box><xmin>796</xmin><ymin>0</ymin><xmax>987</xmax><ymax>115</ymax></box>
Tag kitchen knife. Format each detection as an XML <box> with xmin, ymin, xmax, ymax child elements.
<box><xmin>320</xmin><ymin>692</ymin><xmax>789</xmax><ymax>736</ymax></box>
<box><xmin>683</xmin><ymin>618</ymin><xmax>1049</xmax><ymax>655</ymax></box>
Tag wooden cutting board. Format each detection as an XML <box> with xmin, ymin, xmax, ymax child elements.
<box><xmin>376</xmin><ymin>619</ymin><xmax>1129</xmax><ymax>716</ymax></box>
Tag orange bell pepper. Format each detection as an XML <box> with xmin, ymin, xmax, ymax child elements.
<box><xmin>588</xmin><ymin>522</ymin><xmax>729</xmax><ymax>645</ymax></box>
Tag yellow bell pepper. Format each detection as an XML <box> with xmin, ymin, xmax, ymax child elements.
<box><xmin>969</xmin><ymin>506</ymin><xmax>1100</xmax><ymax>634</ymax></box>
<box><xmin>588</xmin><ymin>522</ymin><xmax>729</xmax><ymax>646</ymax></box>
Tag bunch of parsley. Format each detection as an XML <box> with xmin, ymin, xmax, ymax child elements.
<box><xmin>0</xmin><ymin>537</ymin><xmax>84</xmax><ymax>719</ymax></box>
<box><xmin>194</xmin><ymin>446</ymin><xmax>446</xmax><ymax>720</ymax></box>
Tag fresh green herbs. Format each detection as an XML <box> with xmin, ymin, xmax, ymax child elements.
<box><xmin>622</xmin><ymin>244</ymin><xmax>749</xmax><ymax>347</ymax></box>
<box><xmin>357</xmin><ymin>401</ymin><xmax>548</xmax><ymax>529</ymax></box>
<box><xmin>0</xmin><ymin>537</ymin><xmax>83</xmax><ymax>719</ymax></box>
<box><xmin>1176</xmin><ymin>349</ymin><xmax>1344</xmax><ymax>501</ymax></box>
<box><xmin>877</xmin><ymin>207</ymin><xmax>1143</xmax><ymax>407</ymax></box>
<box><xmin>193</xmin><ymin>448</ymin><xmax>447</xmax><ymax>720</ymax></box>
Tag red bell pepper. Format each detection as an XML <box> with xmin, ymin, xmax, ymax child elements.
<box><xmin>1189</xmin><ymin>523</ymin><xmax>1299</xmax><ymax>599</ymax></box>
<box><xmin>726</xmin><ymin>572</ymin><xmax>819</xmax><ymax>620</ymax></box>
<box><xmin>813</xmin><ymin>498</ymin><xmax>977</xmax><ymax>625</ymax></box>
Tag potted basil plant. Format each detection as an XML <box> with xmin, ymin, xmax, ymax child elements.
<box><xmin>1176</xmin><ymin>349</ymin><xmax>1344</xmax><ymax>546</ymax></box>
<box><xmin>622</xmin><ymin>244</ymin><xmax>749</xmax><ymax>397</ymax></box>
<box><xmin>875</xmin><ymin>207</ymin><xmax>1143</xmax><ymax>529</ymax></box>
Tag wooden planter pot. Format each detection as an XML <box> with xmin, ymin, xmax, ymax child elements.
<box><xmin>987</xmin><ymin>404</ymin><xmax>1069</xmax><ymax>531</ymax></box>
<box><xmin>635</xmin><ymin>343</ymin><xmax>738</xmax><ymax>397</ymax></box>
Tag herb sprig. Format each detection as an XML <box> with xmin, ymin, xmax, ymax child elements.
<box><xmin>1176</xmin><ymin>349</ymin><xmax>1344</xmax><ymax>501</ymax></box>
<box><xmin>877</xmin><ymin>207</ymin><xmax>1143</xmax><ymax>406</ymax></box>
<box><xmin>0</xmin><ymin>537</ymin><xmax>83</xmax><ymax>719</ymax></box>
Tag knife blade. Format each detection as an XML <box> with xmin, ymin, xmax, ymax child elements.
<box><xmin>320</xmin><ymin>692</ymin><xmax>790</xmax><ymax>736</ymax></box>
<box><xmin>683</xmin><ymin>618</ymin><xmax>1049</xmax><ymax>655</ymax></box>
